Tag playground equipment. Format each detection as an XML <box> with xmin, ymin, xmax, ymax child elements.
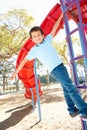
<box><xmin>60</xmin><ymin>0</ymin><xmax>87</xmax><ymax>129</ymax></box>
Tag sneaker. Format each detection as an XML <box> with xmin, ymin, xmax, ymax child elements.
<box><xmin>69</xmin><ymin>109</ymin><xmax>79</xmax><ymax>118</ymax></box>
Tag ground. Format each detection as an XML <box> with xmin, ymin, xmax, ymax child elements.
<box><xmin>0</xmin><ymin>84</ymin><xmax>82</xmax><ymax>130</ymax></box>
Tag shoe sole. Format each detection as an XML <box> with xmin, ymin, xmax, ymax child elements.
<box><xmin>70</xmin><ymin>112</ymin><xmax>79</xmax><ymax>118</ymax></box>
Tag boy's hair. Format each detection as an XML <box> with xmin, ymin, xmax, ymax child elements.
<box><xmin>29</xmin><ymin>26</ymin><xmax>44</xmax><ymax>38</ymax></box>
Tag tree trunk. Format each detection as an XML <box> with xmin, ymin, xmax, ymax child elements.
<box><xmin>46</xmin><ymin>70</ymin><xmax>50</xmax><ymax>86</ymax></box>
<box><xmin>15</xmin><ymin>78</ymin><xmax>19</xmax><ymax>91</ymax></box>
<box><xmin>2</xmin><ymin>73</ymin><xmax>6</xmax><ymax>92</ymax></box>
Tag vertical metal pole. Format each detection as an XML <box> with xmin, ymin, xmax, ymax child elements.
<box><xmin>34</xmin><ymin>60</ymin><xmax>41</xmax><ymax>121</ymax></box>
<box><xmin>75</xmin><ymin>0</ymin><xmax>87</xmax><ymax>72</ymax></box>
<box><xmin>75</xmin><ymin>1</ymin><xmax>87</xmax><ymax>129</ymax></box>
<box><xmin>60</xmin><ymin>0</ymin><xmax>79</xmax><ymax>86</ymax></box>
<box><xmin>79</xmin><ymin>31</ymin><xmax>87</xmax><ymax>73</ymax></box>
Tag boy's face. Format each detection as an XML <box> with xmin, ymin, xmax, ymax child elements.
<box><xmin>31</xmin><ymin>31</ymin><xmax>44</xmax><ymax>44</ymax></box>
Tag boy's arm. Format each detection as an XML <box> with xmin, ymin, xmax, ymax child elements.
<box><xmin>10</xmin><ymin>58</ymin><xmax>28</xmax><ymax>80</ymax></box>
<box><xmin>50</xmin><ymin>13</ymin><xmax>63</xmax><ymax>37</ymax></box>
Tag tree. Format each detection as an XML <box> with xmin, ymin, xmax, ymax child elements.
<box><xmin>0</xmin><ymin>9</ymin><xmax>34</xmax><ymax>92</ymax></box>
<box><xmin>52</xmin><ymin>36</ymin><xmax>82</xmax><ymax>78</ymax></box>
<box><xmin>52</xmin><ymin>40</ymin><xmax>70</xmax><ymax>65</ymax></box>
<box><xmin>0</xmin><ymin>9</ymin><xmax>34</xmax><ymax>58</ymax></box>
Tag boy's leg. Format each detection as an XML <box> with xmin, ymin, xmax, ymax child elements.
<box><xmin>62</xmin><ymin>87</ymin><xmax>79</xmax><ymax>117</ymax></box>
<box><xmin>51</xmin><ymin>64</ymin><xmax>87</xmax><ymax>117</ymax></box>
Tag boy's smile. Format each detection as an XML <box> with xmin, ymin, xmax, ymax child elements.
<box><xmin>31</xmin><ymin>31</ymin><xmax>44</xmax><ymax>44</ymax></box>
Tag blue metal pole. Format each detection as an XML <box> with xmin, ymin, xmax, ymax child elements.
<box><xmin>60</xmin><ymin>0</ymin><xmax>79</xmax><ymax>86</ymax></box>
<box><xmin>79</xmin><ymin>31</ymin><xmax>87</xmax><ymax>73</ymax></box>
<box><xmin>75</xmin><ymin>0</ymin><xmax>87</xmax><ymax>73</ymax></box>
<box><xmin>34</xmin><ymin>60</ymin><xmax>41</xmax><ymax>121</ymax></box>
<box><xmin>75</xmin><ymin>1</ymin><xmax>87</xmax><ymax>129</ymax></box>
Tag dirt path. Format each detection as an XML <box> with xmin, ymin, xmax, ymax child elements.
<box><xmin>0</xmin><ymin>84</ymin><xmax>82</xmax><ymax>130</ymax></box>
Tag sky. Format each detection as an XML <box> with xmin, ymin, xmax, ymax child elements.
<box><xmin>0</xmin><ymin>0</ymin><xmax>68</xmax><ymax>41</ymax></box>
<box><xmin>0</xmin><ymin>0</ymin><xmax>60</xmax><ymax>24</ymax></box>
<box><xmin>0</xmin><ymin>0</ymin><xmax>78</xmax><ymax>41</ymax></box>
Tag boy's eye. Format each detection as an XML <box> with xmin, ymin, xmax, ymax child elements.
<box><xmin>33</xmin><ymin>36</ymin><xmax>36</xmax><ymax>38</ymax></box>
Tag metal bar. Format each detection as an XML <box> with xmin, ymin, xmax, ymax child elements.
<box><xmin>60</xmin><ymin>0</ymin><xmax>79</xmax><ymax>86</ymax></box>
<box><xmin>34</xmin><ymin>60</ymin><xmax>41</xmax><ymax>121</ymax></box>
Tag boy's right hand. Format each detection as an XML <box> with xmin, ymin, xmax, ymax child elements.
<box><xmin>10</xmin><ymin>72</ymin><xmax>16</xmax><ymax>80</ymax></box>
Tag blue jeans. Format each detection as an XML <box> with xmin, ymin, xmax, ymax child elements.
<box><xmin>51</xmin><ymin>63</ymin><xmax>87</xmax><ymax>115</ymax></box>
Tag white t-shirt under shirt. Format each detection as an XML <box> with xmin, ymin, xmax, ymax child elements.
<box><xmin>25</xmin><ymin>34</ymin><xmax>63</xmax><ymax>72</ymax></box>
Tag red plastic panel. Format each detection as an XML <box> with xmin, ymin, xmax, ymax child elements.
<box><xmin>66</xmin><ymin>0</ymin><xmax>87</xmax><ymax>24</ymax></box>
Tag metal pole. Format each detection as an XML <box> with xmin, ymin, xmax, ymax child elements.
<box><xmin>34</xmin><ymin>60</ymin><xmax>42</xmax><ymax>121</ymax></box>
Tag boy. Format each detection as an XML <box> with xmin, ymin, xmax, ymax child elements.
<box><xmin>11</xmin><ymin>14</ymin><xmax>87</xmax><ymax>118</ymax></box>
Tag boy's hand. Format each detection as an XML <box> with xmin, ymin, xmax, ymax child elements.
<box><xmin>10</xmin><ymin>72</ymin><xmax>16</xmax><ymax>80</ymax></box>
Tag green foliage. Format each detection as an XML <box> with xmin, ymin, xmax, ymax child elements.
<box><xmin>52</xmin><ymin>40</ymin><xmax>69</xmax><ymax>64</ymax></box>
<box><xmin>0</xmin><ymin>9</ymin><xmax>34</xmax><ymax>58</ymax></box>
<box><xmin>52</xmin><ymin>36</ymin><xmax>81</xmax><ymax>66</ymax></box>
<box><xmin>39</xmin><ymin>75</ymin><xmax>57</xmax><ymax>85</ymax></box>
<box><xmin>0</xmin><ymin>8</ymin><xmax>34</xmax><ymax>91</ymax></box>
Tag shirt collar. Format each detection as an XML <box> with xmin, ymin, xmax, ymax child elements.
<box><xmin>36</xmin><ymin>39</ymin><xmax>45</xmax><ymax>47</ymax></box>
<box><xmin>36</xmin><ymin>43</ymin><xmax>41</xmax><ymax>47</ymax></box>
